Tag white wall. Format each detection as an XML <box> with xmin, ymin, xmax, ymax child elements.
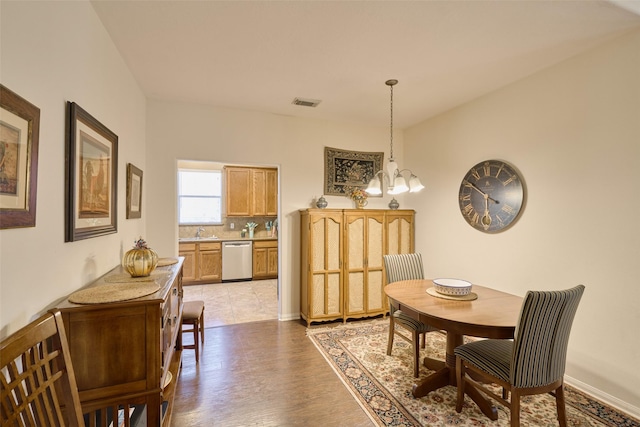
<box><xmin>145</xmin><ymin>101</ymin><xmax>405</xmax><ymax>321</ymax></box>
<box><xmin>0</xmin><ymin>1</ymin><xmax>147</xmax><ymax>336</ymax></box>
<box><xmin>405</xmin><ymin>30</ymin><xmax>640</xmax><ymax>412</ymax></box>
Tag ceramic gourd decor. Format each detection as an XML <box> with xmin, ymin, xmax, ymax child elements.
<box><xmin>123</xmin><ymin>237</ymin><xmax>158</xmax><ymax>277</ymax></box>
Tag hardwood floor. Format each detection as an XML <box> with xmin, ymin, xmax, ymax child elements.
<box><xmin>171</xmin><ymin>319</ymin><xmax>374</xmax><ymax>427</ymax></box>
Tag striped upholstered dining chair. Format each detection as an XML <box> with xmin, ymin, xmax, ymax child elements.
<box><xmin>383</xmin><ymin>253</ymin><xmax>440</xmax><ymax>377</ymax></box>
<box><xmin>454</xmin><ymin>284</ymin><xmax>585</xmax><ymax>427</ymax></box>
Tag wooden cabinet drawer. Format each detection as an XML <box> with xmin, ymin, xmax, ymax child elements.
<box><xmin>199</xmin><ymin>242</ymin><xmax>221</xmax><ymax>250</ymax></box>
<box><xmin>253</xmin><ymin>240</ymin><xmax>277</xmax><ymax>249</ymax></box>
<box><xmin>178</xmin><ymin>243</ymin><xmax>196</xmax><ymax>251</ymax></box>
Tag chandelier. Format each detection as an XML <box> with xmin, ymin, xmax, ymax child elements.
<box><xmin>366</xmin><ymin>79</ymin><xmax>424</xmax><ymax>196</ymax></box>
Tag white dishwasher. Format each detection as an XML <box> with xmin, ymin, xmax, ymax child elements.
<box><xmin>222</xmin><ymin>241</ymin><xmax>253</xmax><ymax>281</ymax></box>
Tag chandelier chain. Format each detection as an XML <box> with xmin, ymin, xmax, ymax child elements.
<box><xmin>389</xmin><ymin>82</ymin><xmax>394</xmax><ymax>160</ymax></box>
<box><xmin>366</xmin><ymin>79</ymin><xmax>423</xmax><ymax>196</ymax></box>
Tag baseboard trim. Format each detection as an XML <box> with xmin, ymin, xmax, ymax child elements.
<box><xmin>279</xmin><ymin>312</ymin><xmax>300</xmax><ymax>321</ymax></box>
<box><xmin>565</xmin><ymin>375</ymin><xmax>640</xmax><ymax>420</ymax></box>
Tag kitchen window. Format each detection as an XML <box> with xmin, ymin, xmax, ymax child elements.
<box><xmin>178</xmin><ymin>169</ymin><xmax>222</xmax><ymax>224</ymax></box>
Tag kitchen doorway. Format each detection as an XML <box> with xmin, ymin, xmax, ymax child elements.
<box><xmin>177</xmin><ymin>159</ymin><xmax>280</xmax><ymax>327</ymax></box>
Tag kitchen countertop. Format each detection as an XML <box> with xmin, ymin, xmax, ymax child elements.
<box><xmin>178</xmin><ymin>237</ymin><xmax>277</xmax><ymax>243</ymax></box>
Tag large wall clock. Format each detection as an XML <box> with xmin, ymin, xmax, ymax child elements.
<box><xmin>458</xmin><ymin>160</ymin><xmax>525</xmax><ymax>233</ymax></box>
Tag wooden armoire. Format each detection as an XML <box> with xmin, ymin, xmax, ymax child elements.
<box><xmin>299</xmin><ymin>208</ymin><xmax>415</xmax><ymax>325</ymax></box>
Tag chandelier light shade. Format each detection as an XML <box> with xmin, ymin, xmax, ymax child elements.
<box><xmin>366</xmin><ymin>79</ymin><xmax>424</xmax><ymax>196</ymax></box>
<box><xmin>409</xmin><ymin>174</ymin><xmax>425</xmax><ymax>192</ymax></box>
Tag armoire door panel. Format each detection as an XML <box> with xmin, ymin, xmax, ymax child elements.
<box><xmin>347</xmin><ymin>272</ymin><xmax>365</xmax><ymax>313</ymax></box>
<box><xmin>387</xmin><ymin>220</ymin><xmax>400</xmax><ymax>255</ymax></box>
<box><xmin>311</xmin><ymin>275</ymin><xmax>326</xmax><ymax>316</ymax></box>
<box><xmin>327</xmin><ymin>219</ymin><xmax>341</xmax><ymax>270</ymax></box>
<box><xmin>367</xmin><ymin>217</ymin><xmax>384</xmax><ymax>268</ymax></box>
<box><xmin>311</xmin><ymin>220</ymin><xmax>327</xmax><ymax>271</ymax></box>
<box><xmin>327</xmin><ymin>273</ymin><xmax>341</xmax><ymax>314</ymax></box>
<box><xmin>347</xmin><ymin>218</ymin><xmax>364</xmax><ymax>269</ymax></box>
<box><xmin>367</xmin><ymin>270</ymin><xmax>384</xmax><ymax>311</ymax></box>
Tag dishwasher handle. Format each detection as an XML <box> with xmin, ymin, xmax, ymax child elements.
<box><xmin>223</xmin><ymin>241</ymin><xmax>252</xmax><ymax>247</ymax></box>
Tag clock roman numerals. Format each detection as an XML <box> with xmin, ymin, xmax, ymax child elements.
<box><xmin>470</xmin><ymin>212</ymin><xmax>480</xmax><ymax>225</ymax></box>
<box><xmin>501</xmin><ymin>204</ymin><xmax>516</xmax><ymax>215</ymax></box>
<box><xmin>483</xmin><ymin>163</ymin><xmax>491</xmax><ymax>177</ymax></box>
<box><xmin>502</xmin><ymin>175</ymin><xmax>517</xmax><ymax>186</ymax></box>
<box><xmin>461</xmin><ymin>203</ymin><xmax>474</xmax><ymax>216</ymax></box>
<box><xmin>458</xmin><ymin>160</ymin><xmax>524</xmax><ymax>233</ymax></box>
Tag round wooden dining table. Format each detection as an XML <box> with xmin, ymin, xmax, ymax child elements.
<box><xmin>385</xmin><ymin>279</ymin><xmax>523</xmax><ymax>420</ymax></box>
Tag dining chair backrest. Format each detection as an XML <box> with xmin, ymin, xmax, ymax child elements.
<box><xmin>0</xmin><ymin>310</ymin><xmax>84</xmax><ymax>426</ymax></box>
<box><xmin>510</xmin><ymin>284</ymin><xmax>585</xmax><ymax>388</ymax></box>
<box><xmin>383</xmin><ymin>253</ymin><xmax>425</xmax><ymax>284</ymax></box>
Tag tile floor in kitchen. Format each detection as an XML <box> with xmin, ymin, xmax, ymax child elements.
<box><xmin>182</xmin><ymin>279</ymin><xmax>278</xmax><ymax>328</ymax></box>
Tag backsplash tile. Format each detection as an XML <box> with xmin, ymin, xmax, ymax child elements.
<box><xmin>179</xmin><ymin>216</ymin><xmax>278</xmax><ymax>239</ymax></box>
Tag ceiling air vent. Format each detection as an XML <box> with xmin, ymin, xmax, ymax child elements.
<box><xmin>292</xmin><ymin>97</ymin><xmax>321</xmax><ymax>108</ymax></box>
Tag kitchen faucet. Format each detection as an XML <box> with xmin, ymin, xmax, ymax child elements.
<box><xmin>196</xmin><ymin>227</ymin><xmax>205</xmax><ymax>238</ymax></box>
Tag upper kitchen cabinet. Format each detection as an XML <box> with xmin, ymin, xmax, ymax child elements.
<box><xmin>225</xmin><ymin>167</ymin><xmax>251</xmax><ymax>216</ymax></box>
<box><xmin>225</xmin><ymin>166</ymin><xmax>277</xmax><ymax>216</ymax></box>
<box><xmin>252</xmin><ymin>168</ymin><xmax>278</xmax><ymax>216</ymax></box>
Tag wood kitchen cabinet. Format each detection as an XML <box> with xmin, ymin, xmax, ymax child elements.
<box><xmin>178</xmin><ymin>243</ymin><xmax>197</xmax><ymax>282</ymax></box>
<box><xmin>198</xmin><ymin>242</ymin><xmax>222</xmax><ymax>282</ymax></box>
<box><xmin>225</xmin><ymin>166</ymin><xmax>277</xmax><ymax>216</ymax></box>
<box><xmin>266</xmin><ymin>169</ymin><xmax>278</xmax><ymax>215</ymax></box>
<box><xmin>54</xmin><ymin>259</ymin><xmax>184</xmax><ymax>427</ymax></box>
<box><xmin>253</xmin><ymin>239</ymin><xmax>278</xmax><ymax>279</ymax></box>
<box><xmin>179</xmin><ymin>241</ymin><xmax>222</xmax><ymax>284</ymax></box>
<box><xmin>299</xmin><ymin>208</ymin><xmax>415</xmax><ymax>325</ymax></box>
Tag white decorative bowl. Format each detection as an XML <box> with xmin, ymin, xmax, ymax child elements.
<box><xmin>433</xmin><ymin>278</ymin><xmax>472</xmax><ymax>296</ymax></box>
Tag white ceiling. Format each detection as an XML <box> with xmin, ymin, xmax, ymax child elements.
<box><xmin>91</xmin><ymin>0</ymin><xmax>640</xmax><ymax>129</ymax></box>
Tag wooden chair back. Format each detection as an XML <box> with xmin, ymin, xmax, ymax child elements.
<box><xmin>1</xmin><ymin>310</ymin><xmax>84</xmax><ymax>426</ymax></box>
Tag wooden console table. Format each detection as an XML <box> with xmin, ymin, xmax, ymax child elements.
<box><xmin>54</xmin><ymin>258</ymin><xmax>184</xmax><ymax>427</ymax></box>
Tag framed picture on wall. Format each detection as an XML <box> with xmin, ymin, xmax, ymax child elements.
<box><xmin>126</xmin><ymin>163</ymin><xmax>143</xmax><ymax>219</ymax></box>
<box><xmin>65</xmin><ymin>102</ymin><xmax>118</xmax><ymax>242</ymax></box>
<box><xmin>0</xmin><ymin>85</ymin><xmax>40</xmax><ymax>229</ymax></box>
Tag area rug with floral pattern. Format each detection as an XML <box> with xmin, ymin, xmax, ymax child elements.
<box><xmin>307</xmin><ymin>319</ymin><xmax>639</xmax><ymax>427</ymax></box>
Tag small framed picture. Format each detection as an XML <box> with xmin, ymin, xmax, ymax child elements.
<box><xmin>65</xmin><ymin>102</ymin><xmax>118</xmax><ymax>242</ymax></box>
<box><xmin>0</xmin><ymin>85</ymin><xmax>40</xmax><ymax>229</ymax></box>
<box><xmin>126</xmin><ymin>163</ymin><xmax>143</xmax><ymax>219</ymax></box>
